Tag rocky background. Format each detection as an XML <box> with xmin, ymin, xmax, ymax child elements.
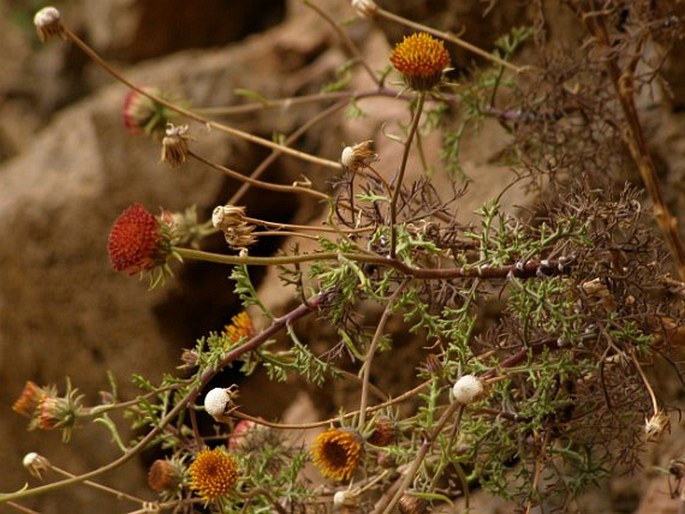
<box><xmin>1</xmin><ymin>1</ymin><xmax>685</xmax><ymax>512</ymax></box>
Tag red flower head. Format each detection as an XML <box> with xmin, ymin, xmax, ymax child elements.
<box><xmin>107</xmin><ymin>204</ymin><xmax>171</xmax><ymax>275</ymax></box>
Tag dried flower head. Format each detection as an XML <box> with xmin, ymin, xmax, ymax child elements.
<box><xmin>12</xmin><ymin>381</ymin><xmax>49</xmax><ymax>418</ymax></box>
<box><xmin>334</xmin><ymin>489</ymin><xmax>361</xmax><ymax>512</ymax></box>
<box><xmin>188</xmin><ymin>448</ymin><xmax>239</xmax><ymax>500</ymax></box>
<box><xmin>147</xmin><ymin>458</ymin><xmax>183</xmax><ymax>492</ymax></box>
<box><xmin>451</xmin><ymin>374</ymin><xmax>485</xmax><ymax>404</ymax></box>
<box><xmin>22</xmin><ymin>452</ymin><xmax>51</xmax><ymax>480</ymax></box>
<box><xmin>390</xmin><ymin>32</ymin><xmax>451</xmax><ymax>91</ymax></box>
<box><xmin>160</xmin><ymin>123</ymin><xmax>191</xmax><ymax>168</ymax></box>
<box><xmin>222</xmin><ymin>311</ymin><xmax>255</xmax><ymax>346</ymax></box>
<box><xmin>311</xmin><ymin>428</ymin><xmax>363</xmax><ymax>481</ymax></box>
<box><xmin>179</xmin><ymin>348</ymin><xmax>199</xmax><ymax>369</ymax></box>
<box><xmin>367</xmin><ymin>416</ymin><xmax>397</xmax><ymax>447</ymax></box>
<box><xmin>123</xmin><ymin>87</ymin><xmax>177</xmax><ymax>136</ymax></box>
<box><xmin>398</xmin><ymin>495</ymin><xmax>428</xmax><ymax>514</ymax></box>
<box><xmin>212</xmin><ymin>205</ymin><xmax>257</xmax><ymax>250</ymax></box>
<box><xmin>645</xmin><ymin>411</ymin><xmax>671</xmax><ymax>441</ymax></box>
<box><xmin>107</xmin><ymin>204</ymin><xmax>173</xmax><ymax>276</ymax></box>
<box><xmin>34</xmin><ymin>6</ymin><xmax>65</xmax><ymax>43</ymax></box>
<box><xmin>341</xmin><ymin>140</ymin><xmax>378</xmax><ymax>172</ymax></box>
<box><xmin>351</xmin><ymin>0</ymin><xmax>378</xmax><ymax>19</ymax></box>
<box><xmin>204</xmin><ymin>386</ymin><xmax>238</xmax><ymax>422</ymax></box>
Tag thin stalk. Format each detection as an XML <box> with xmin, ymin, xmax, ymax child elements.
<box><xmin>188</xmin><ymin>151</ymin><xmax>330</xmax><ymax>202</ymax></box>
<box><xmin>390</xmin><ymin>92</ymin><xmax>426</xmax><ymax>258</ymax></box>
<box><xmin>61</xmin><ymin>27</ymin><xmax>341</xmax><ymax>171</ymax></box>
<box><xmin>304</xmin><ymin>0</ymin><xmax>380</xmax><ymax>85</ymax></box>
<box><xmin>357</xmin><ymin>280</ymin><xmax>410</xmax><ymax>429</ymax></box>
<box><xmin>228</xmin><ymin>99</ymin><xmax>348</xmax><ymax>205</ymax></box>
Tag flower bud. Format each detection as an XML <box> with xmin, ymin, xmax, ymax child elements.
<box><xmin>451</xmin><ymin>374</ymin><xmax>485</xmax><ymax>404</ymax></box>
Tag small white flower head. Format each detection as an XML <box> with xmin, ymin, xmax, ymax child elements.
<box><xmin>341</xmin><ymin>140</ymin><xmax>378</xmax><ymax>172</ymax></box>
<box><xmin>351</xmin><ymin>0</ymin><xmax>378</xmax><ymax>18</ymax></box>
<box><xmin>204</xmin><ymin>386</ymin><xmax>238</xmax><ymax>421</ymax></box>
<box><xmin>645</xmin><ymin>411</ymin><xmax>671</xmax><ymax>441</ymax></box>
<box><xmin>160</xmin><ymin>123</ymin><xmax>192</xmax><ymax>168</ymax></box>
<box><xmin>23</xmin><ymin>452</ymin><xmax>50</xmax><ymax>480</ymax></box>
<box><xmin>451</xmin><ymin>374</ymin><xmax>485</xmax><ymax>405</ymax></box>
<box><xmin>34</xmin><ymin>7</ymin><xmax>65</xmax><ymax>43</ymax></box>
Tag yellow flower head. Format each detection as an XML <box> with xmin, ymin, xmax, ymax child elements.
<box><xmin>390</xmin><ymin>32</ymin><xmax>451</xmax><ymax>91</ymax></box>
<box><xmin>222</xmin><ymin>311</ymin><xmax>254</xmax><ymax>346</ymax></box>
<box><xmin>311</xmin><ymin>428</ymin><xmax>362</xmax><ymax>481</ymax></box>
<box><xmin>188</xmin><ymin>448</ymin><xmax>239</xmax><ymax>500</ymax></box>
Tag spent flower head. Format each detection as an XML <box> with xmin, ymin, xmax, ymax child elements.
<box><xmin>147</xmin><ymin>458</ymin><xmax>183</xmax><ymax>493</ymax></box>
<box><xmin>212</xmin><ymin>205</ymin><xmax>257</xmax><ymax>250</ymax></box>
<box><xmin>351</xmin><ymin>0</ymin><xmax>378</xmax><ymax>19</ymax></box>
<box><xmin>390</xmin><ymin>32</ymin><xmax>451</xmax><ymax>91</ymax></box>
<box><xmin>160</xmin><ymin>123</ymin><xmax>192</xmax><ymax>168</ymax></box>
<box><xmin>311</xmin><ymin>428</ymin><xmax>363</xmax><ymax>481</ymax></box>
<box><xmin>34</xmin><ymin>6</ymin><xmax>65</xmax><ymax>43</ymax></box>
<box><xmin>22</xmin><ymin>452</ymin><xmax>51</xmax><ymax>480</ymax></box>
<box><xmin>188</xmin><ymin>448</ymin><xmax>239</xmax><ymax>500</ymax></box>
<box><xmin>341</xmin><ymin>140</ymin><xmax>378</xmax><ymax>173</ymax></box>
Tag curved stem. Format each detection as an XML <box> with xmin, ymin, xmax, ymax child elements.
<box><xmin>188</xmin><ymin>151</ymin><xmax>330</xmax><ymax>202</ymax></box>
<box><xmin>61</xmin><ymin>27</ymin><xmax>341</xmax><ymax>171</ymax></box>
<box><xmin>229</xmin><ymin>99</ymin><xmax>348</xmax><ymax>205</ymax></box>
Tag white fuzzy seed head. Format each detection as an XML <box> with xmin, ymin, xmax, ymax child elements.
<box><xmin>451</xmin><ymin>374</ymin><xmax>484</xmax><ymax>404</ymax></box>
<box><xmin>204</xmin><ymin>387</ymin><xmax>235</xmax><ymax>420</ymax></box>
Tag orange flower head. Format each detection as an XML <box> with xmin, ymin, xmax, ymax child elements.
<box><xmin>222</xmin><ymin>311</ymin><xmax>255</xmax><ymax>346</ymax></box>
<box><xmin>311</xmin><ymin>428</ymin><xmax>362</xmax><ymax>481</ymax></box>
<box><xmin>390</xmin><ymin>32</ymin><xmax>451</xmax><ymax>91</ymax></box>
<box><xmin>107</xmin><ymin>204</ymin><xmax>170</xmax><ymax>275</ymax></box>
<box><xmin>188</xmin><ymin>448</ymin><xmax>239</xmax><ymax>500</ymax></box>
<box><xmin>12</xmin><ymin>381</ymin><xmax>48</xmax><ymax>418</ymax></box>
